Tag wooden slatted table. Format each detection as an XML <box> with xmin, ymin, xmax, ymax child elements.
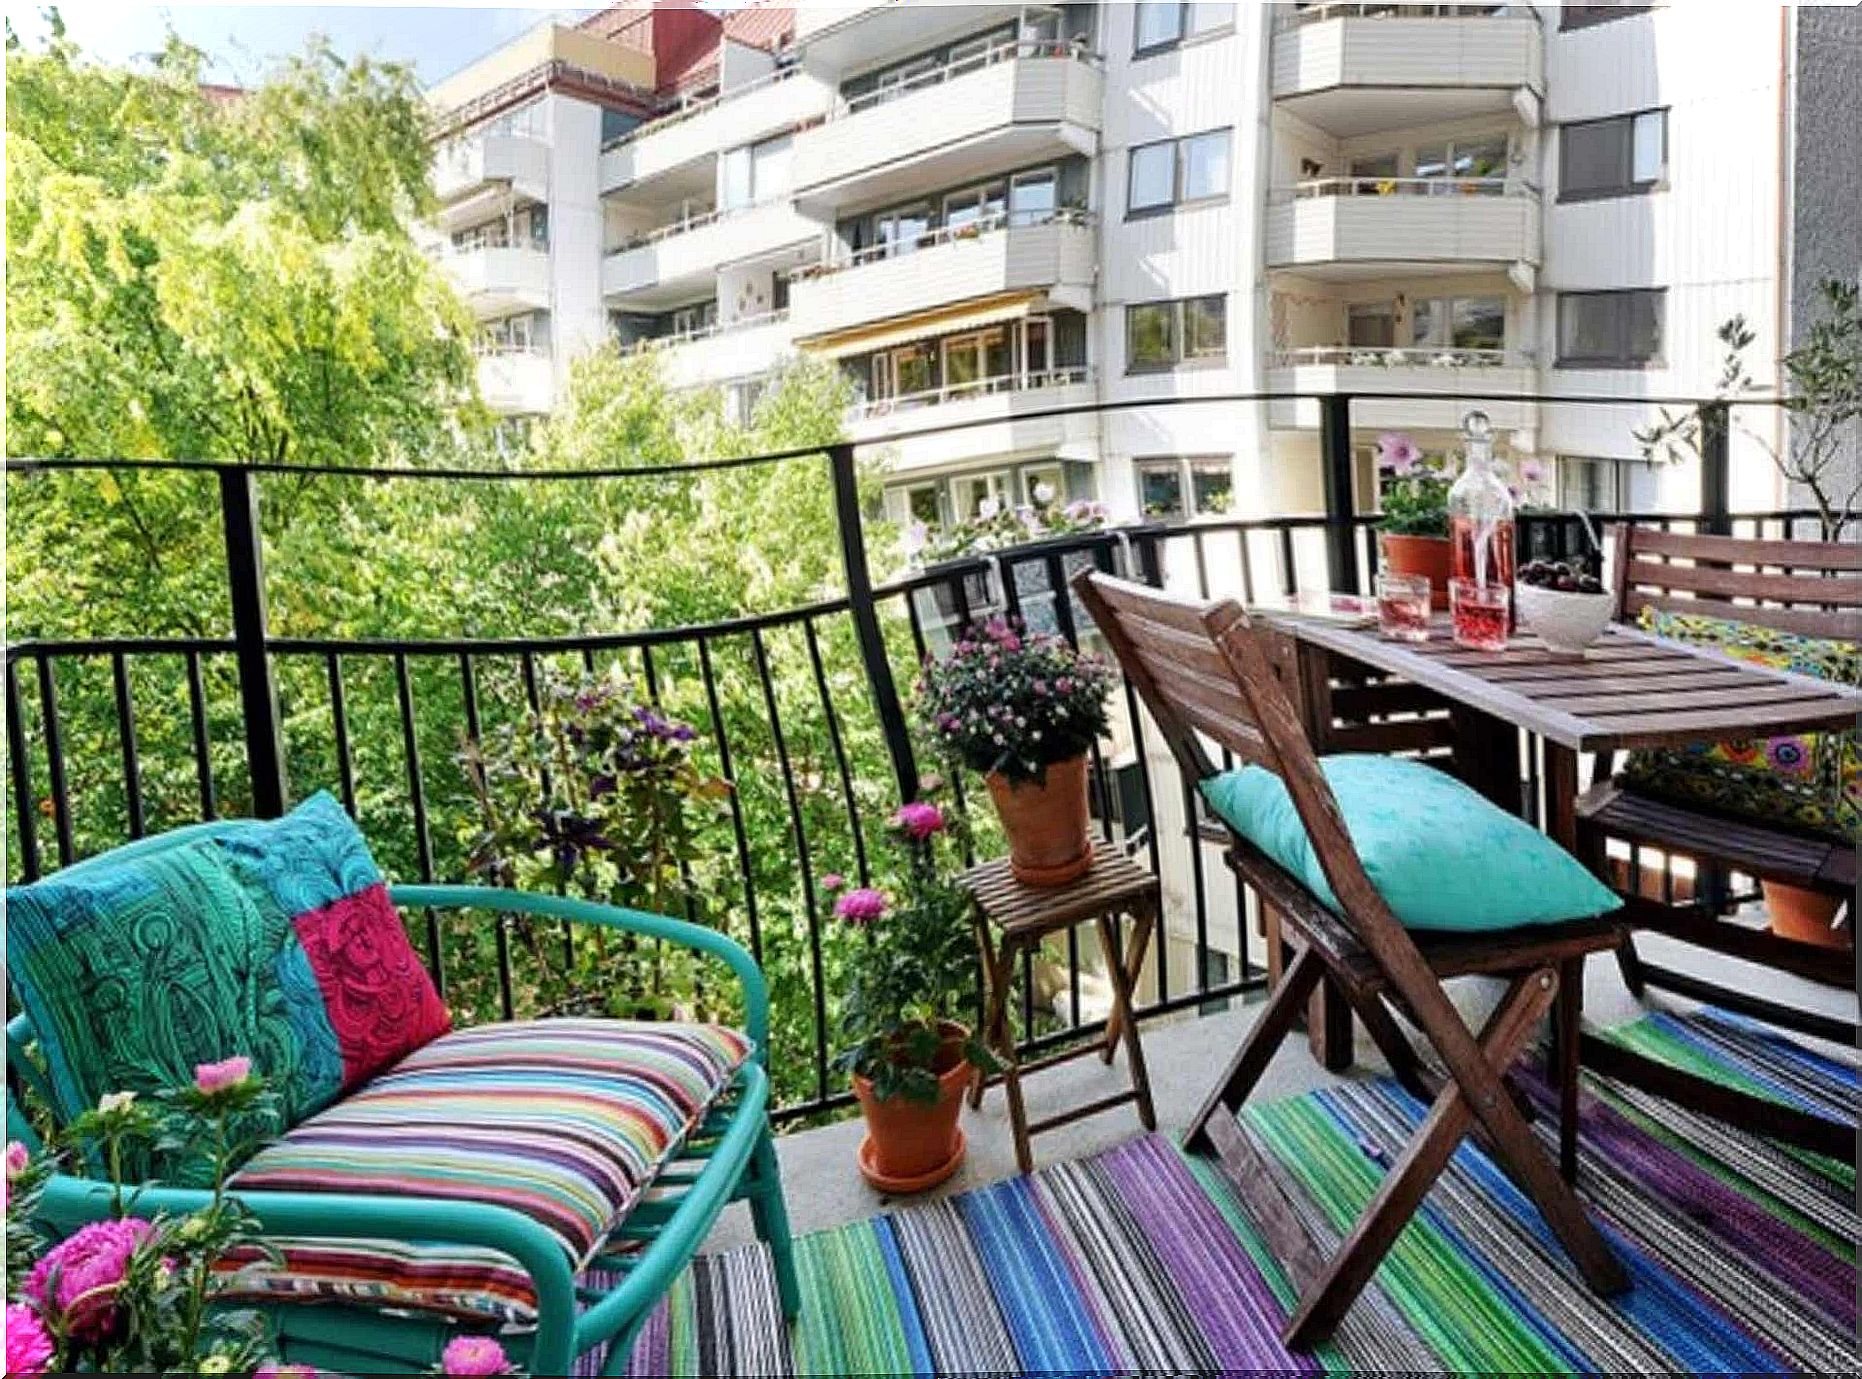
<box><xmin>1259</xmin><ymin>612</ymin><xmax>1862</xmax><ymax>1156</ymax></box>
<box><xmin>959</xmin><ymin>851</ymin><xmax>1159</xmax><ymax>1174</ymax></box>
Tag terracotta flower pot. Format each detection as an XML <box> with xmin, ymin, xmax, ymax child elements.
<box><xmin>986</xmin><ymin>754</ymin><xmax>1094</xmax><ymax>886</ymax></box>
<box><xmin>1762</xmin><ymin>880</ymin><xmax>1849</xmax><ymax>950</ymax></box>
<box><xmin>1380</xmin><ymin>533</ymin><xmax>1453</xmax><ymax>609</ymax></box>
<box><xmin>852</xmin><ymin>1021</ymin><xmax>972</xmax><ymax>1193</ymax></box>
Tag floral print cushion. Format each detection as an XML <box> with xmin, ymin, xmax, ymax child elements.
<box><xmin>1621</xmin><ymin>608</ymin><xmax>1860</xmax><ymax>842</ymax></box>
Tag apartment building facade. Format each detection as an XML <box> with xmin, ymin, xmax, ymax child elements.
<box><xmin>421</xmin><ymin>0</ymin><xmax>1846</xmax><ymax>1002</ymax></box>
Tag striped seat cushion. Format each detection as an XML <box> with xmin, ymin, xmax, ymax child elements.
<box><xmin>217</xmin><ymin>1018</ymin><xmax>751</xmax><ymax>1324</ymax></box>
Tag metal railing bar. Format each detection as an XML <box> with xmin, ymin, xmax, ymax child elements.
<box><xmin>110</xmin><ymin>652</ymin><xmax>145</xmax><ymax>839</ymax></box>
<box><xmin>456</xmin><ymin>650</ymin><xmax>515</xmax><ymax>1022</ymax></box>
<box><xmin>6</xmin><ymin>660</ymin><xmax>41</xmax><ymax>882</ymax></box>
<box><xmin>802</xmin><ymin>617</ymin><xmax>870</xmax><ymax>886</ymax></box>
<box><xmin>327</xmin><ymin>654</ymin><xmax>357</xmax><ymax>817</ymax></box>
<box><xmin>33</xmin><ymin>654</ymin><xmax>74</xmax><ymax>867</ymax></box>
<box><xmin>184</xmin><ymin>651</ymin><xmax>217</xmax><ymax>820</ymax></box>
<box><xmin>393</xmin><ymin>652</ymin><xmax>442</xmax><ymax>993</ymax></box>
<box><xmin>696</xmin><ymin>635</ymin><xmax>763</xmax><ymax>967</ymax></box>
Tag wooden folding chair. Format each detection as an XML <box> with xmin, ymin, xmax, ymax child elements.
<box><xmin>1072</xmin><ymin>569</ymin><xmax>1629</xmax><ymax>1349</ymax></box>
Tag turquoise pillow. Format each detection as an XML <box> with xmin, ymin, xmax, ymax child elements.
<box><xmin>1200</xmin><ymin>755</ymin><xmax>1622</xmax><ymax>933</ymax></box>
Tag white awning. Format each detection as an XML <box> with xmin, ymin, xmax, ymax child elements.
<box><xmin>799</xmin><ymin>291</ymin><xmax>1045</xmax><ymax>359</ymax></box>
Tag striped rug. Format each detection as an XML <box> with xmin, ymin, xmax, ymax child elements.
<box><xmin>602</xmin><ymin>1009</ymin><xmax>1858</xmax><ymax>1376</ymax></box>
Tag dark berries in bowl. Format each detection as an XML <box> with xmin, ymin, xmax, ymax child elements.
<box><xmin>1518</xmin><ymin>559</ymin><xmax>1605</xmax><ymax>596</ymax></box>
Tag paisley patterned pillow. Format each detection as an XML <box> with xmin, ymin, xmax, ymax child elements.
<box><xmin>1621</xmin><ymin>609</ymin><xmax>1860</xmax><ymax>842</ymax></box>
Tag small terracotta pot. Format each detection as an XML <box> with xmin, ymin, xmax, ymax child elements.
<box><xmin>852</xmin><ymin>1021</ymin><xmax>971</xmax><ymax>1193</ymax></box>
<box><xmin>1762</xmin><ymin>880</ymin><xmax>1849</xmax><ymax>950</ymax></box>
<box><xmin>1380</xmin><ymin>533</ymin><xmax>1453</xmax><ymax>609</ymax></box>
<box><xmin>986</xmin><ymin>754</ymin><xmax>1094</xmax><ymax>886</ymax></box>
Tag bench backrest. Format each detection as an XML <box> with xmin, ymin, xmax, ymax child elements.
<box><xmin>1611</xmin><ymin>524</ymin><xmax>1862</xmax><ymax>645</ymax></box>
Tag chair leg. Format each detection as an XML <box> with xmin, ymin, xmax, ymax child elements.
<box><xmin>1613</xmin><ymin>933</ymin><xmax>1647</xmax><ymax>999</ymax></box>
<box><xmin>1185</xmin><ymin>945</ymin><xmax>1325</xmax><ymax>1154</ymax></box>
<box><xmin>1553</xmin><ymin>956</ymin><xmax>1584</xmax><ymax>1183</ymax></box>
<box><xmin>746</xmin><ymin>1123</ymin><xmax>801</xmax><ymax>1320</ymax></box>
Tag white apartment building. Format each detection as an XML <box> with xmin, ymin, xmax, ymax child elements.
<box><xmin>423</xmin><ymin>0</ymin><xmax>1841</xmax><ymax>996</ymax></box>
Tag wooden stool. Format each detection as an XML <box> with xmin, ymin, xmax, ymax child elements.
<box><xmin>958</xmin><ymin>851</ymin><xmax>1160</xmax><ymax>1174</ymax></box>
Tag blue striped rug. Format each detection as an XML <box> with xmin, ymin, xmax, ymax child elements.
<box><xmin>604</xmin><ymin>1008</ymin><xmax>1858</xmax><ymax>1375</ymax></box>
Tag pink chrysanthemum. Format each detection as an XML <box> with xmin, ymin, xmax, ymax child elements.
<box><xmin>5</xmin><ymin>1140</ymin><xmax>29</xmax><ymax>1179</ymax></box>
<box><xmin>834</xmin><ymin>888</ymin><xmax>889</xmax><ymax>925</ymax></box>
<box><xmin>892</xmin><ymin>801</ymin><xmax>946</xmax><ymax>840</ymax></box>
<box><xmin>6</xmin><ymin>1303</ymin><xmax>55</xmax><ymax>1376</ymax></box>
<box><xmin>24</xmin><ymin>1217</ymin><xmax>153</xmax><ymax>1342</ymax></box>
<box><xmin>193</xmin><ymin>1055</ymin><xmax>253</xmax><ymax>1096</ymax></box>
<box><xmin>441</xmin><ymin>1335</ymin><xmax>513</xmax><ymax>1375</ymax></box>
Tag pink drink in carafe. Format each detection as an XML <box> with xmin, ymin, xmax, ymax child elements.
<box><xmin>1446</xmin><ymin>411</ymin><xmax>1517</xmax><ymax>639</ymax></box>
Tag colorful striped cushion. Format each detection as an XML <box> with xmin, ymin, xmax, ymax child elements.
<box><xmin>218</xmin><ymin>1018</ymin><xmax>752</xmax><ymax>1323</ymax></box>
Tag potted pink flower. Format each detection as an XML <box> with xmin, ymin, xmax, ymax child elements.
<box><xmin>1374</xmin><ymin>431</ymin><xmax>1456</xmax><ymax>606</ymax></box>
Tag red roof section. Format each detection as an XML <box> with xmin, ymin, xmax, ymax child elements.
<box><xmin>576</xmin><ymin>2</ymin><xmax>793</xmax><ymax>101</ymax></box>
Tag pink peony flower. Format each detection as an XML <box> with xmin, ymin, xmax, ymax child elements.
<box><xmin>6</xmin><ymin>1140</ymin><xmax>29</xmax><ymax>1179</ymax></box>
<box><xmin>5</xmin><ymin>1303</ymin><xmax>54</xmax><ymax>1376</ymax></box>
<box><xmin>1519</xmin><ymin>457</ymin><xmax>1547</xmax><ymax>485</ymax></box>
<box><xmin>24</xmin><ymin>1217</ymin><xmax>153</xmax><ymax>1342</ymax></box>
<box><xmin>833</xmin><ymin>888</ymin><xmax>889</xmax><ymax>925</ymax></box>
<box><xmin>193</xmin><ymin>1055</ymin><xmax>253</xmax><ymax>1097</ymax></box>
<box><xmin>892</xmin><ymin>801</ymin><xmax>946</xmax><ymax>840</ymax></box>
<box><xmin>1376</xmin><ymin>432</ymin><xmax>1423</xmax><ymax>476</ymax></box>
<box><xmin>819</xmin><ymin>873</ymin><xmax>846</xmax><ymax>893</ymax></box>
<box><xmin>441</xmin><ymin>1335</ymin><xmax>513</xmax><ymax>1375</ymax></box>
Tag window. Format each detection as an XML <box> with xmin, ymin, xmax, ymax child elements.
<box><xmin>871</xmin><ymin>342</ymin><xmax>936</xmax><ymax>401</ymax></box>
<box><xmin>1134</xmin><ymin>1</ymin><xmax>1233</xmax><ymax>54</ymax></box>
<box><xmin>1558</xmin><ymin>456</ymin><xmax>1661</xmax><ymax>511</ymax></box>
<box><xmin>1560</xmin><ymin>4</ymin><xmax>1653</xmax><ymax>31</ymax></box>
<box><xmin>1008</xmin><ymin>168</ymin><xmax>1057</xmax><ymax>226</ymax></box>
<box><xmin>953</xmin><ymin>471</ymin><xmax>1011</xmax><ymax>519</ymax></box>
<box><xmin>1136</xmin><ymin>457</ymin><xmax>1234</xmax><ymax>519</ymax></box>
<box><xmin>721</xmin><ymin>135</ymin><xmax>792</xmax><ymax>210</ymax></box>
<box><xmin>904</xmin><ymin>482</ymin><xmax>944</xmax><ymax>526</ymax></box>
<box><xmin>1127</xmin><ymin>129</ymin><xmax>1231</xmax><ymax>215</ymax></box>
<box><xmin>1126</xmin><ymin>295</ymin><xmax>1226</xmax><ymax>372</ymax></box>
<box><xmin>942</xmin><ymin>328</ymin><xmax>1012</xmax><ymax>393</ymax></box>
<box><xmin>670</xmin><ymin>300</ymin><xmax>718</xmax><ymax>338</ymax></box>
<box><xmin>1411</xmin><ymin>296</ymin><xmax>1506</xmax><ymax>352</ymax></box>
<box><xmin>1347</xmin><ymin>303</ymin><xmax>1396</xmax><ymax>349</ymax></box>
<box><xmin>1559</xmin><ymin>109</ymin><xmax>1667</xmax><ymax>200</ymax></box>
<box><xmin>1022</xmin><ymin>463</ymin><xmax>1064</xmax><ymax>507</ymax></box>
<box><xmin>943</xmin><ymin>178</ymin><xmax>1007</xmax><ymax>232</ymax></box>
<box><xmin>1416</xmin><ymin>134</ymin><xmax>1508</xmax><ymax>192</ymax></box>
<box><xmin>873</xmin><ymin>203</ymin><xmax>931</xmax><ymax>257</ymax></box>
<box><xmin>1557</xmin><ymin>289</ymin><xmax>1665</xmax><ymax>367</ymax></box>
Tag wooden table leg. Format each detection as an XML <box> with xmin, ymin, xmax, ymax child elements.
<box><xmin>969</xmin><ymin>920</ymin><xmax>1016</xmax><ymax>1112</ymax></box>
<box><xmin>1101</xmin><ymin>903</ymin><xmax>1155</xmax><ymax>1065</ymax></box>
<box><xmin>1098</xmin><ymin>910</ymin><xmax>1157</xmax><ymax>1132</ymax></box>
<box><xmin>1543</xmin><ymin>743</ymin><xmax>1580</xmax><ymax>852</ymax></box>
<box><xmin>1451</xmin><ymin>706</ymin><xmax>1521</xmax><ymax>812</ymax></box>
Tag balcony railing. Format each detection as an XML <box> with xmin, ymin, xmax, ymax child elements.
<box><xmin>804</xmin><ymin>207</ymin><xmax>1093</xmax><ymax>279</ymax></box>
<box><xmin>617</xmin><ymin>309</ymin><xmax>791</xmax><ymax>357</ymax></box>
<box><xmin>848</xmin><ymin>367</ymin><xmax>1091</xmax><ymax>420</ymax></box>
<box><xmin>833</xmin><ymin>37</ymin><xmax>1095</xmax><ymax>119</ymax></box>
<box><xmin>1271</xmin><ymin>345</ymin><xmax>1526</xmax><ymax>368</ymax></box>
<box><xmin>1281</xmin><ymin>175</ymin><xmax>1525</xmax><ymax>200</ymax></box>
<box><xmin>1278</xmin><ymin>2</ymin><xmax>1508</xmax><ymax>27</ymax></box>
<box><xmin>4</xmin><ymin>390</ymin><xmax>1790</xmax><ymax>1123</ymax></box>
<box><xmin>601</xmin><ymin>65</ymin><xmax>804</xmax><ymax>153</ymax></box>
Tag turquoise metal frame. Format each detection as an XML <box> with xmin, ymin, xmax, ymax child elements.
<box><xmin>4</xmin><ymin>823</ymin><xmax>800</xmax><ymax>1376</ymax></box>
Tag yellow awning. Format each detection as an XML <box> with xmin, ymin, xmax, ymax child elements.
<box><xmin>798</xmin><ymin>291</ymin><xmax>1046</xmax><ymax>359</ymax></box>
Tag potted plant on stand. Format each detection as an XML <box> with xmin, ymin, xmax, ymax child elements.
<box><xmin>917</xmin><ymin>618</ymin><xmax>1115</xmax><ymax>886</ymax></box>
<box><xmin>1375</xmin><ymin>432</ymin><xmax>1455</xmax><ymax>607</ymax></box>
<box><xmin>831</xmin><ymin>797</ymin><xmax>1000</xmax><ymax>1193</ymax></box>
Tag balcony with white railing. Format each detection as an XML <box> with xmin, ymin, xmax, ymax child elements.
<box><xmin>602</xmin><ymin>202</ymin><xmax>820</xmax><ymax>306</ymax></box>
<box><xmin>1266</xmin><ymin>176</ymin><xmax>1541</xmax><ymax>281</ymax></box>
<box><xmin>1272</xmin><ymin>4</ymin><xmax>1542</xmax><ymax>134</ymax></box>
<box><xmin>790</xmin><ymin>211</ymin><xmax>1095</xmax><ymax>343</ymax></box>
<box><xmin>475</xmin><ymin>348</ymin><xmax>555</xmax><ymax>415</ymax></box>
<box><xmin>432</xmin><ymin>130</ymin><xmax>550</xmax><ymax>218</ymax></box>
<box><xmin>616</xmin><ymin>310</ymin><xmax>795</xmax><ymax>389</ymax></box>
<box><xmin>1266</xmin><ymin>343</ymin><xmax>1537</xmax><ymax>430</ymax></box>
<box><xmin>846</xmin><ymin>365</ymin><xmax>1099</xmax><ymax>473</ymax></box>
<box><xmin>792</xmin><ymin>40</ymin><xmax>1101</xmax><ymax>214</ymax></box>
<box><xmin>598</xmin><ymin>68</ymin><xmax>834</xmax><ymax>196</ymax></box>
<box><xmin>438</xmin><ymin>244</ymin><xmax>553</xmax><ymax>318</ymax></box>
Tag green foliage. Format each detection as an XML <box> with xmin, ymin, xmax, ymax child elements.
<box><xmin>1372</xmin><ymin>433</ymin><xmax>1454</xmax><ymax>537</ymax></box>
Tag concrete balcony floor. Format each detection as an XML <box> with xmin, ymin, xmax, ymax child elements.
<box><xmin>706</xmin><ymin>930</ymin><xmax>1856</xmax><ymax>1248</ymax></box>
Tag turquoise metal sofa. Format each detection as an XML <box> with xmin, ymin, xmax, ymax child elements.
<box><xmin>5</xmin><ymin>818</ymin><xmax>800</xmax><ymax>1376</ymax></box>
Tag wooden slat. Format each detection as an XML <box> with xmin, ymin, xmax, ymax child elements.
<box><xmin>1324</xmin><ymin>717</ymin><xmax>1457</xmax><ymax>755</ymax></box>
<box><xmin>1611</xmin><ymin>895</ymin><xmax>1853</xmax><ymax>987</ymax></box>
<box><xmin>1519</xmin><ymin>668</ymin><xmax>1765</xmax><ymax>698</ymax></box>
<box><xmin>1330</xmin><ymin>682</ymin><xmax>1448</xmax><ymax>719</ymax></box>
<box><xmin>959</xmin><ymin>852</ymin><xmax>1159</xmax><ymax>937</ymax></box>
<box><xmin>1627</xmin><ymin>526</ymin><xmax>1862</xmax><ymax>572</ymax></box>
<box><xmin>1545</xmin><ymin>681</ymin><xmax>1842</xmax><ymax>716</ymax></box>
<box><xmin>1120</xmin><ymin>614</ymin><xmax>1255</xmax><ymax>687</ymax></box>
<box><xmin>1205</xmin><ymin>1113</ymin><xmax>1325</xmax><ymax>1293</ymax></box>
<box><xmin>1577</xmin><ymin>779</ymin><xmax>1840</xmax><ymax>885</ymax></box>
<box><xmin>1475</xmin><ymin>657</ymin><xmax>1737</xmax><ymax>685</ymax></box>
<box><xmin>1588</xmin><ymin>695</ymin><xmax>1859</xmax><ymax>746</ymax></box>
<box><xmin>1625</xmin><ymin>556</ymin><xmax>1862</xmax><ymax>607</ymax></box>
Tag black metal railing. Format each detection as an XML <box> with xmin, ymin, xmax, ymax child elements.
<box><xmin>4</xmin><ymin>389</ymin><xmax>1806</xmax><ymax>1121</ymax></box>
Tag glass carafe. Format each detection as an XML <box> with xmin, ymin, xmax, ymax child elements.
<box><xmin>1447</xmin><ymin>411</ymin><xmax>1515</xmax><ymax>624</ymax></box>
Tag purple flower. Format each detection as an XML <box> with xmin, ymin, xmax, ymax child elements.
<box><xmin>6</xmin><ymin>1140</ymin><xmax>28</xmax><ymax>1179</ymax></box>
<box><xmin>25</xmin><ymin>1217</ymin><xmax>153</xmax><ymax>1342</ymax></box>
<box><xmin>6</xmin><ymin>1305</ymin><xmax>53</xmax><ymax>1376</ymax></box>
<box><xmin>193</xmin><ymin>1056</ymin><xmax>253</xmax><ymax>1097</ymax></box>
<box><xmin>1519</xmin><ymin>457</ymin><xmax>1547</xmax><ymax>485</ymax></box>
<box><xmin>834</xmin><ymin>888</ymin><xmax>889</xmax><ymax>925</ymax></box>
<box><xmin>820</xmin><ymin>873</ymin><xmax>846</xmax><ymax>892</ymax></box>
<box><xmin>441</xmin><ymin>1336</ymin><xmax>514</xmax><ymax>1375</ymax></box>
<box><xmin>892</xmin><ymin>801</ymin><xmax>946</xmax><ymax>840</ymax></box>
<box><xmin>1376</xmin><ymin>432</ymin><xmax>1423</xmax><ymax>476</ymax></box>
<box><xmin>1765</xmin><ymin>736</ymin><xmax>1812</xmax><ymax>776</ymax></box>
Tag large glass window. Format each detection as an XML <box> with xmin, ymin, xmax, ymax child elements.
<box><xmin>719</xmin><ymin>146</ymin><xmax>753</xmax><ymax>211</ymax></box>
<box><xmin>1134</xmin><ymin>1</ymin><xmax>1232</xmax><ymax>54</ymax></box>
<box><xmin>1417</xmin><ymin>135</ymin><xmax>1508</xmax><ymax>192</ymax></box>
<box><xmin>1560</xmin><ymin>109</ymin><xmax>1667</xmax><ymax>200</ymax></box>
<box><xmin>1008</xmin><ymin>169</ymin><xmax>1057</xmax><ymax>226</ymax></box>
<box><xmin>1126</xmin><ymin>295</ymin><xmax>1226</xmax><ymax>372</ymax></box>
<box><xmin>874</xmin><ymin>204</ymin><xmax>931</xmax><ymax>257</ymax></box>
<box><xmin>1412</xmin><ymin>297</ymin><xmax>1506</xmax><ymax>352</ymax></box>
<box><xmin>1558</xmin><ymin>456</ymin><xmax>1661</xmax><ymax>511</ymax></box>
<box><xmin>1137</xmin><ymin>457</ymin><xmax>1233</xmax><ymax>519</ymax></box>
<box><xmin>1557</xmin><ymin>289</ymin><xmax>1665</xmax><ymax>367</ymax></box>
<box><xmin>1128</xmin><ymin>129</ymin><xmax>1231</xmax><ymax>215</ymax></box>
<box><xmin>944</xmin><ymin>179</ymin><xmax>1007</xmax><ymax>232</ymax></box>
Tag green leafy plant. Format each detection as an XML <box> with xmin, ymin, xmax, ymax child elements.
<box><xmin>829</xmin><ymin>796</ymin><xmax>1001</xmax><ymax>1102</ymax></box>
<box><xmin>5</xmin><ymin>1059</ymin><xmax>283</xmax><ymax>1376</ymax></box>
<box><xmin>1373</xmin><ymin>432</ymin><xmax>1454</xmax><ymax>537</ymax></box>
<box><xmin>1637</xmin><ymin>278</ymin><xmax>1861</xmax><ymax>540</ymax></box>
<box><xmin>916</xmin><ymin>617</ymin><xmax>1115</xmax><ymax>785</ymax></box>
<box><xmin>459</xmin><ymin>665</ymin><xmax>730</xmax><ymax>1019</ymax></box>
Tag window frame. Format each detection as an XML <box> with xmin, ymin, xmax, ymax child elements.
<box><xmin>1555</xmin><ymin>288</ymin><xmax>1666</xmax><ymax>369</ymax></box>
<box><xmin>1125</xmin><ymin>294</ymin><xmax>1227</xmax><ymax>374</ymax></box>
<box><xmin>1126</xmin><ymin>128</ymin><xmax>1232</xmax><ymax>218</ymax></box>
<box><xmin>1133</xmin><ymin>1</ymin><xmax>1234</xmax><ymax>57</ymax></box>
<box><xmin>1135</xmin><ymin>455</ymin><xmax>1235</xmax><ymax>520</ymax></box>
<box><xmin>1558</xmin><ymin>107</ymin><xmax>1668</xmax><ymax>202</ymax></box>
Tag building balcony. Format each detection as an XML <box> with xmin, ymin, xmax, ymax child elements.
<box><xmin>598</xmin><ymin>68</ymin><xmax>834</xmax><ymax>196</ymax></box>
<box><xmin>617</xmin><ymin>310</ymin><xmax>795</xmax><ymax>389</ymax></box>
<box><xmin>846</xmin><ymin>367</ymin><xmax>1098</xmax><ymax>471</ymax></box>
<box><xmin>790</xmin><ymin>212</ymin><xmax>1095</xmax><ymax>345</ymax></box>
<box><xmin>1271</xmin><ymin>4</ymin><xmax>1542</xmax><ymax>136</ymax></box>
<box><xmin>1266</xmin><ymin>345</ymin><xmax>1537</xmax><ymax>431</ymax></box>
<box><xmin>601</xmin><ymin>203</ymin><xmax>820</xmax><ymax>308</ymax></box>
<box><xmin>438</xmin><ymin>244</ymin><xmax>552</xmax><ymax>318</ymax></box>
<box><xmin>475</xmin><ymin>348</ymin><xmax>554</xmax><ymax>415</ymax></box>
<box><xmin>431</xmin><ymin>132</ymin><xmax>550</xmax><ymax>230</ymax></box>
<box><xmin>1265</xmin><ymin>177</ymin><xmax>1541</xmax><ymax>283</ymax></box>
<box><xmin>791</xmin><ymin>41</ymin><xmax>1101</xmax><ymax>215</ymax></box>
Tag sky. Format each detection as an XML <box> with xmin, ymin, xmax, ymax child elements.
<box><xmin>2</xmin><ymin>2</ymin><xmax>602</xmax><ymax>87</ymax></box>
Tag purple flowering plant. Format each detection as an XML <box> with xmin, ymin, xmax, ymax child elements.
<box><xmin>1374</xmin><ymin>431</ymin><xmax>1456</xmax><ymax>538</ymax></box>
<box><xmin>916</xmin><ymin>618</ymin><xmax>1115</xmax><ymax>785</ymax></box>
<box><xmin>461</xmin><ymin>665</ymin><xmax>729</xmax><ymax>1018</ymax></box>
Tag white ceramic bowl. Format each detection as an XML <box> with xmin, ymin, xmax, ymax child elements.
<box><xmin>1517</xmin><ymin>582</ymin><xmax>1615</xmax><ymax>653</ymax></box>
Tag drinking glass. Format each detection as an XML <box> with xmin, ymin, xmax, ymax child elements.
<box><xmin>1450</xmin><ymin>578</ymin><xmax>1510</xmax><ymax>652</ymax></box>
<box><xmin>1375</xmin><ymin>572</ymin><xmax>1432</xmax><ymax>642</ymax></box>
